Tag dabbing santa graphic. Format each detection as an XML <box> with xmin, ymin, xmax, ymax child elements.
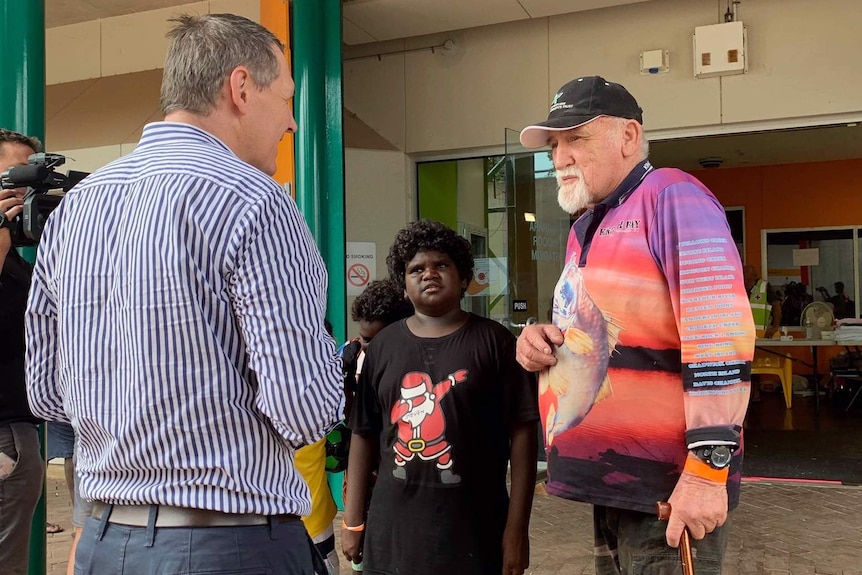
<box><xmin>390</xmin><ymin>369</ymin><xmax>468</xmax><ymax>483</ymax></box>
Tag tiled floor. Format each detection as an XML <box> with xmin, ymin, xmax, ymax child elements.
<box><xmin>38</xmin><ymin>390</ymin><xmax>862</xmax><ymax>574</ymax></box>
<box><xmin>42</xmin><ymin>467</ymin><xmax>862</xmax><ymax>574</ymax></box>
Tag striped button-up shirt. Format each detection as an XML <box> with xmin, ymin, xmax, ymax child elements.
<box><xmin>25</xmin><ymin>122</ymin><xmax>344</xmax><ymax>516</ymax></box>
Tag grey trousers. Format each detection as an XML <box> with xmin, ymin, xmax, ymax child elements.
<box><xmin>594</xmin><ymin>504</ymin><xmax>731</xmax><ymax>575</ymax></box>
<box><xmin>74</xmin><ymin>511</ymin><xmax>317</xmax><ymax>574</ymax></box>
<box><xmin>0</xmin><ymin>423</ymin><xmax>45</xmax><ymax>575</ymax></box>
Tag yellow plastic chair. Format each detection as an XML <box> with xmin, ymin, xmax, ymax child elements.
<box><xmin>752</xmin><ymin>349</ymin><xmax>793</xmax><ymax>408</ymax></box>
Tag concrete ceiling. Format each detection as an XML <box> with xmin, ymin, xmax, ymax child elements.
<box><xmin>43</xmin><ymin>0</ymin><xmax>862</xmax><ymax>168</ymax></box>
<box><xmin>649</xmin><ymin>123</ymin><xmax>862</xmax><ymax>172</ymax></box>
<box><xmin>47</xmin><ymin>0</ymin><xmax>654</xmax><ymax>44</ymax></box>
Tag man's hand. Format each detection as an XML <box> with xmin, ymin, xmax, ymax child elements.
<box><xmin>664</xmin><ymin>470</ymin><xmax>728</xmax><ymax>547</ymax></box>
<box><xmin>516</xmin><ymin>324</ymin><xmax>564</xmax><ymax>372</ymax></box>
<box><xmin>1</xmin><ymin>189</ymin><xmax>24</xmax><ymax>223</ymax></box>
<box><xmin>1</xmin><ymin>190</ymin><xmax>24</xmax><ymax>262</ymax></box>
<box><xmin>501</xmin><ymin>524</ymin><xmax>529</xmax><ymax>575</ymax></box>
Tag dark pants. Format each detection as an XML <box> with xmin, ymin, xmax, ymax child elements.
<box><xmin>74</xmin><ymin>513</ymin><xmax>315</xmax><ymax>575</ymax></box>
<box><xmin>0</xmin><ymin>423</ymin><xmax>45</xmax><ymax>575</ymax></box>
<box><xmin>594</xmin><ymin>505</ymin><xmax>731</xmax><ymax>575</ymax></box>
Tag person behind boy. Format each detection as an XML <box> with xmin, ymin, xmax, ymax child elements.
<box><xmin>348</xmin><ymin>279</ymin><xmax>415</xmax><ymax>408</ymax></box>
<box><xmin>338</xmin><ymin>278</ymin><xmax>415</xmax><ymax>575</ymax></box>
<box><xmin>342</xmin><ymin>219</ymin><xmax>539</xmax><ymax>575</ymax></box>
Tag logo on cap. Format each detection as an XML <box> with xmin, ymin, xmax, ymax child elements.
<box><xmin>549</xmin><ymin>91</ymin><xmax>573</xmax><ymax>113</ymax></box>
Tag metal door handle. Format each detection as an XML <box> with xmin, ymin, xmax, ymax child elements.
<box><xmin>502</xmin><ymin>317</ymin><xmax>538</xmax><ymax>329</ymax></box>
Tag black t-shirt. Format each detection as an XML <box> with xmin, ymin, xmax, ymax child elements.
<box><xmin>350</xmin><ymin>314</ymin><xmax>538</xmax><ymax>575</ymax></box>
<box><xmin>0</xmin><ymin>249</ymin><xmax>39</xmax><ymax>425</ymax></box>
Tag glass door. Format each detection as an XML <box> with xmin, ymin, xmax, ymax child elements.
<box><xmin>415</xmin><ymin>130</ymin><xmax>572</xmax><ymax>334</ymax></box>
<box><xmin>496</xmin><ymin>128</ymin><xmax>571</xmax><ymax>336</ymax></box>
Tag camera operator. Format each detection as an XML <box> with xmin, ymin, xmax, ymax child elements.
<box><xmin>0</xmin><ymin>128</ymin><xmax>44</xmax><ymax>575</ymax></box>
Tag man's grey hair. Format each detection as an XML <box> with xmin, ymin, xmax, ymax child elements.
<box><xmin>604</xmin><ymin>116</ymin><xmax>650</xmax><ymax>160</ymax></box>
<box><xmin>0</xmin><ymin>129</ymin><xmax>42</xmax><ymax>155</ymax></box>
<box><xmin>160</xmin><ymin>13</ymin><xmax>285</xmax><ymax>116</ymax></box>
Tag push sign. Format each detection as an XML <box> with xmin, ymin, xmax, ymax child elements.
<box><xmin>512</xmin><ymin>300</ymin><xmax>528</xmax><ymax>312</ymax></box>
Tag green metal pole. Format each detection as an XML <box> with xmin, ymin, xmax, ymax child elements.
<box><xmin>293</xmin><ymin>0</ymin><xmax>347</xmax><ymax>343</ymax></box>
<box><xmin>0</xmin><ymin>1</ymin><xmax>47</xmax><ymax>573</ymax></box>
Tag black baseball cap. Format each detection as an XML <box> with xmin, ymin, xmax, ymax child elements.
<box><xmin>520</xmin><ymin>76</ymin><xmax>643</xmax><ymax>149</ymax></box>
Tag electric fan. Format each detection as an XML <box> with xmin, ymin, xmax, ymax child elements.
<box><xmin>800</xmin><ymin>302</ymin><xmax>835</xmax><ymax>339</ymax></box>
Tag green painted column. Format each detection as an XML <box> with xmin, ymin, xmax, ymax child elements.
<box><xmin>293</xmin><ymin>0</ymin><xmax>347</xmax><ymax>343</ymax></box>
<box><xmin>1</xmin><ymin>2</ymin><xmax>47</xmax><ymax>574</ymax></box>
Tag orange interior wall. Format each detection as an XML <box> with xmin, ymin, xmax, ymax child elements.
<box><xmin>260</xmin><ymin>0</ymin><xmax>295</xmax><ymax>194</ymax></box>
<box><xmin>692</xmin><ymin>158</ymin><xmax>862</xmax><ymax>272</ymax></box>
<box><xmin>692</xmin><ymin>158</ymin><xmax>862</xmax><ymax>376</ymax></box>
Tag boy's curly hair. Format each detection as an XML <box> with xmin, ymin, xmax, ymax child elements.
<box><xmin>386</xmin><ymin>219</ymin><xmax>474</xmax><ymax>296</ymax></box>
<box><xmin>351</xmin><ymin>278</ymin><xmax>414</xmax><ymax>324</ymax></box>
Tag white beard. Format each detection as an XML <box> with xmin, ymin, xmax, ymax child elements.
<box><xmin>555</xmin><ymin>166</ymin><xmax>591</xmax><ymax>215</ymax></box>
<box><xmin>400</xmin><ymin>394</ymin><xmax>436</xmax><ymax>427</ymax></box>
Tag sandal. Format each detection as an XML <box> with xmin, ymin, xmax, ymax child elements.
<box><xmin>46</xmin><ymin>522</ymin><xmax>64</xmax><ymax>534</ymax></box>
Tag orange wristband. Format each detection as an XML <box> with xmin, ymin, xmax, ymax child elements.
<box><xmin>684</xmin><ymin>453</ymin><xmax>729</xmax><ymax>483</ymax></box>
<box><xmin>342</xmin><ymin>519</ymin><xmax>366</xmax><ymax>532</ymax></box>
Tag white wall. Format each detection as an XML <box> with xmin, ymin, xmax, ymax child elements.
<box><xmin>344</xmin><ymin>0</ymin><xmax>862</xmax><ymax>155</ymax></box>
<box><xmin>344</xmin><ymin>148</ymin><xmax>412</xmax><ymax>338</ymax></box>
<box><xmin>55</xmin><ymin>144</ymin><xmax>135</xmax><ymax>174</ymax></box>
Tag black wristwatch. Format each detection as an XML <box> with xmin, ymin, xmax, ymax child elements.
<box><xmin>690</xmin><ymin>445</ymin><xmax>733</xmax><ymax>469</ymax></box>
<box><xmin>0</xmin><ymin>212</ymin><xmax>11</xmax><ymax>230</ymax></box>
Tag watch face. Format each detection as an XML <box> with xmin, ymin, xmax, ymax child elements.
<box><xmin>710</xmin><ymin>446</ymin><xmax>733</xmax><ymax>469</ymax></box>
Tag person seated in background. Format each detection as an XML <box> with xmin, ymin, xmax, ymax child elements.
<box><xmin>817</xmin><ymin>281</ymin><xmax>856</xmax><ymax>319</ymax></box>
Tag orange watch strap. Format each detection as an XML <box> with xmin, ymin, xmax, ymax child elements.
<box><xmin>684</xmin><ymin>452</ymin><xmax>730</xmax><ymax>483</ymax></box>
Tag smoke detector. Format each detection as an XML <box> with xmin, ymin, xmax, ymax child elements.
<box><xmin>698</xmin><ymin>156</ymin><xmax>724</xmax><ymax>169</ymax></box>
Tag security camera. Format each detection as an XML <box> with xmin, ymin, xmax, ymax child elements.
<box><xmin>698</xmin><ymin>156</ymin><xmax>724</xmax><ymax>169</ymax></box>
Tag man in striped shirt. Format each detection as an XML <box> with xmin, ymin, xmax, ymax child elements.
<box><xmin>25</xmin><ymin>13</ymin><xmax>343</xmax><ymax>574</ymax></box>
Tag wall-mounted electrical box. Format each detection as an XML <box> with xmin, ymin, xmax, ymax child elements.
<box><xmin>640</xmin><ymin>49</ymin><xmax>669</xmax><ymax>74</ymax></box>
<box><xmin>693</xmin><ymin>21</ymin><xmax>747</xmax><ymax>79</ymax></box>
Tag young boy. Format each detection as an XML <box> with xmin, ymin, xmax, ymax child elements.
<box><xmin>342</xmin><ymin>219</ymin><xmax>539</xmax><ymax>575</ymax></box>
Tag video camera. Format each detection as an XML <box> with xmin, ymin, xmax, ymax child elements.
<box><xmin>1</xmin><ymin>152</ymin><xmax>87</xmax><ymax>246</ymax></box>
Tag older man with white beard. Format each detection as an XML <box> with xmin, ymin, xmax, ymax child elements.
<box><xmin>515</xmin><ymin>76</ymin><xmax>755</xmax><ymax>574</ymax></box>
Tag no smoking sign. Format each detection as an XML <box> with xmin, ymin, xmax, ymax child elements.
<box><xmin>346</xmin><ymin>242</ymin><xmax>377</xmax><ymax>295</ymax></box>
<box><xmin>347</xmin><ymin>263</ymin><xmax>370</xmax><ymax>288</ymax></box>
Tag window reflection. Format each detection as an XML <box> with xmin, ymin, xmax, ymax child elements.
<box><xmin>764</xmin><ymin>227</ymin><xmax>859</xmax><ymax>325</ymax></box>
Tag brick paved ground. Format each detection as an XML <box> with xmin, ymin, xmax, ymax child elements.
<box><xmin>43</xmin><ymin>465</ymin><xmax>862</xmax><ymax>574</ymax></box>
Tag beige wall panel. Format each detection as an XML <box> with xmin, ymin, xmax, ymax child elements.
<box><xmin>344</xmin><ymin>18</ymin><xmax>377</xmax><ymax>45</ymax></box>
<box><xmin>121</xmin><ymin>142</ymin><xmax>140</xmax><ymax>157</ymax></box>
<box><xmin>405</xmin><ymin>19</ymin><xmax>549</xmax><ymax>153</ymax></box>
<box><xmin>56</xmin><ymin>145</ymin><xmax>124</xmax><ymax>174</ymax></box>
<box><xmin>344</xmin><ymin>148</ymin><xmax>411</xmax><ymax>338</ymax></box>
<box><xmin>101</xmin><ymin>2</ymin><xmax>209</xmax><ymax>77</ymax></box>
<box><xmin>345</xmin><ymin>149</ymin><xmax>410</xmax><ymax>277</ymax></box>
<box><xmin>47</xmin><ymin>70</ymin><xmax>163</xmax><ymax>151</ymax></box>
<box><xmin>46</xmin><ymin>21</ymin><xmax>101</xmax><ymax>85</ymax></box>
<box><xmin>46</xmin><ymin>79</ymin><xmax>98</xmax><ymax>124</ymax></box>
<box><xmin>721</xmin><ymin>0</ymin><xmax>862</xmax><ymax>123</ymax></box>
<box><xmin>344</xmin><ymin>53</ymin><xmax>407</xmax><ymax>151</ymax></box>
<box><xmin>207</xmin><ymin>0</ymin><xmax>259</xmax><ymax>22</ymax></box>
<box><xmin>522</xmin><ymin>0</ymin><xmax>653</xmax><ymax>18</ymax></box>
<box><xmin>549</xmin><ymin>0</ymin><xmax>722</xmax><ymax>131</ymax></box>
